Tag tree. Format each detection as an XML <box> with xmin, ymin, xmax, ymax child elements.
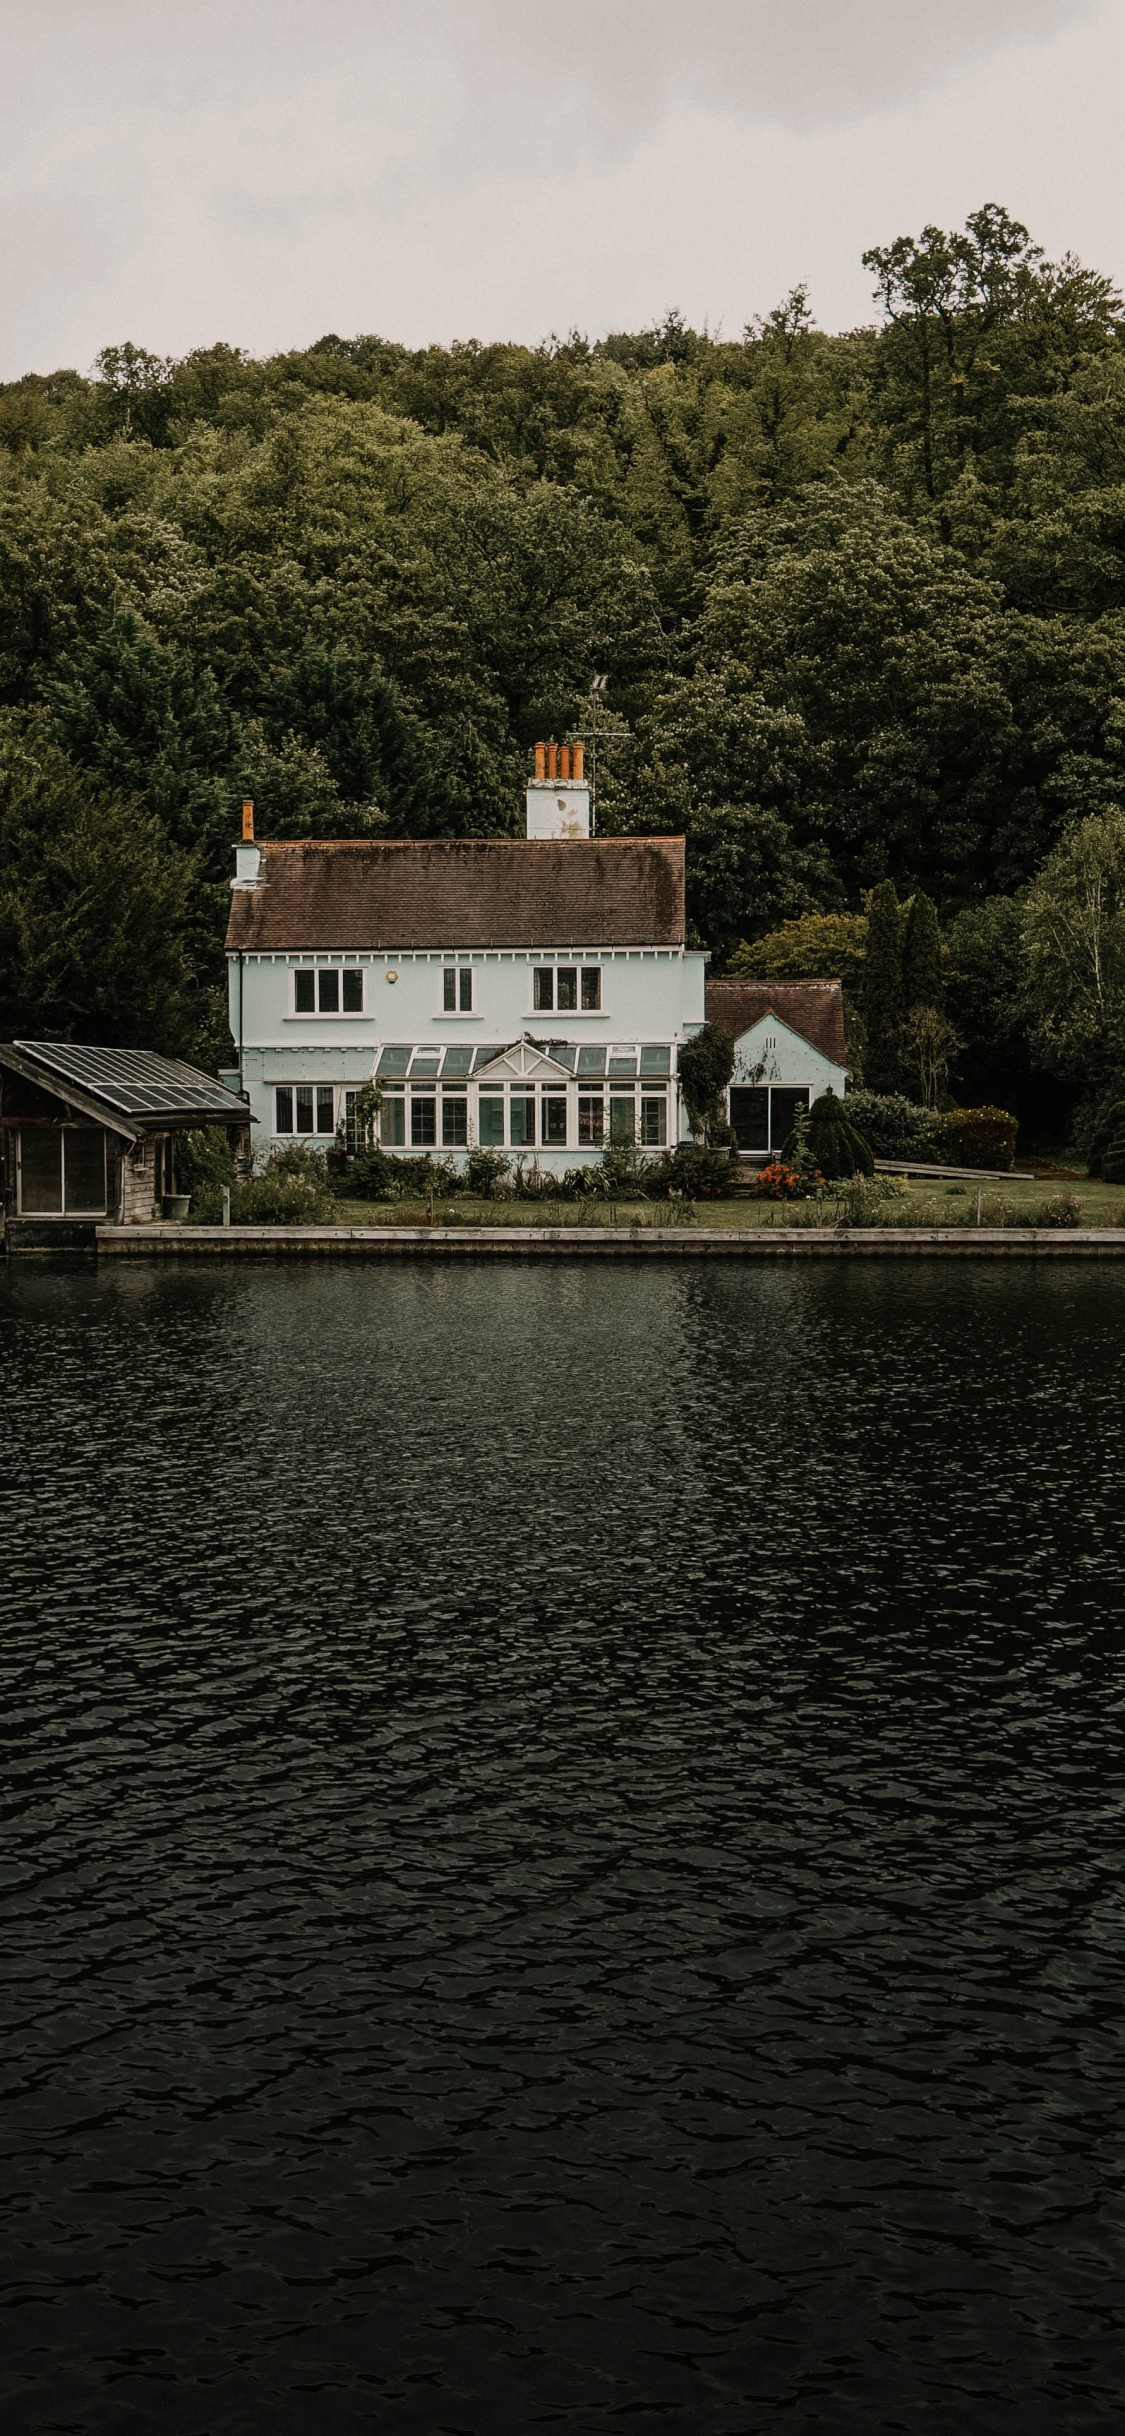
<box><xmin>678</xmin><ymin>1023</ymin><xmax>735</xmax><ymax>1143</ymax></box>
<box><xmin>1022</xmin><ymin>807</ymin><xmax>1125</xmax><ymax>1080</ymax></box>
<box><xmin>728</xmin><ymin>912</ymin><xmax>868</xmax><ymax>993</ymax></box>
<box><xmin>0</xmin><ymin>715</ymin><xmax>207</xmax><ymax>1055</ymax></box>
<box><xmin>902</xmin><ymin>890</ymin><xmax>943</xmax><ymax>1011</ymax></box>
<box><xmin>862</xmin><ymin>881</ymin><xmax>904</xmax><ymax>1090</ymax></box>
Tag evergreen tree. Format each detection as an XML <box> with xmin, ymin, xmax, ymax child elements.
<box><xmin>862</xmin><ymin>880</ymin><xmax>905</xmax><ymax>1090</ymax></box>
<box><xmin>902</xmin><ymin>889</ymin><xmax>944</xmax><ymax>1011</ymax></box>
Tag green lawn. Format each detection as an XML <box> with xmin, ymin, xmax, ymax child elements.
<box><xmin>330</xmin><ymin>1176</ymin><xmax>1125</xmax><ymax>1230</ymax></box>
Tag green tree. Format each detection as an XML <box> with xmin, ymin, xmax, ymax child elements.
<box><xmin>0</xmin><ymin>715</ymin><xmax>206</xmax><ymax>1054</ymax></box>
<box><xmin>728</xmin><ymin>912</ymin><xmax>868</xmax><ymax>992</ymax></box>
<box><xmin>902</xmin><ymin>889</ymin><xmax>943</xmax><ymax>1010</ymax></box>
<box><xmin>863</xmin><ymin>881</ymin><xmax>905</xmax><ymax>1090</ymax></box>
<box><xmin>1022</xmin><ymin>807</ymin><xmax>1125</xmax><ymax>1079</ymax></box>
<box><xmin>678</xmin><ymin>1023</ymin><xmax>735</xmax><ymax>1143</ymax></box>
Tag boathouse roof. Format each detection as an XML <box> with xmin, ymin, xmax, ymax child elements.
<box><xmin>224</xmin><ymin>837</ymin><xmax>687</xmax><ymax>953</ymax></box>
<box><xmin>705</xmin><ymin>978</ymin><xmax>848</xmax><ymax>1069</ymax></box>
<box><xmin>1</xmin><ymin>1042</ymin><xmax>252</xmax><ymax>1135</ymax></box>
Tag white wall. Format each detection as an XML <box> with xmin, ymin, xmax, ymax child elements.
<box><xmin>229</xmin><ymin>943</ymin><xmax>708</xmax><ymax>1167</ymax></box>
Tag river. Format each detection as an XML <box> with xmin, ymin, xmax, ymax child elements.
<box><xmin>3</xmin><ymin>1260</ymin><xmax>1125</xmax><ymax>2433</ymax></box>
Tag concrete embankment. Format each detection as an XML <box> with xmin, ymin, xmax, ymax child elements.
<box><xmin>76</xmin><ymin>1222</ymin><xmax>1125</xmax><ymax>1258</ymax></box>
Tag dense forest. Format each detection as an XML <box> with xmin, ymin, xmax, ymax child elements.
<box><xmin>3</xmin><ymin>202</ymin><xmax>1125</xmax><ymax>1141</ymax></box>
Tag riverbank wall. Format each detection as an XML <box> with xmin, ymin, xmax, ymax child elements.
<box><xmin>6</xmin><ymin>1220</ymin><xmax>1118</xmax><ymax>1258</ymax></box>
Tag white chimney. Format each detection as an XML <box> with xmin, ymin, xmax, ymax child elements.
<box><xmin>232</xmin><ymin>797</ymin><xmax>262</xmax><ymax>887</ymax></box>
<box><xmin>526</xmin><ymin>741</ymin><xmax>590</xmax><ymax>839</ymax></box>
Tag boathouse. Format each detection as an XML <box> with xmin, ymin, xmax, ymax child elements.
<box><xmin>0</xmin><ymin>1042</ymin><xmax>253</xmax><ymax>1245</ymax></box>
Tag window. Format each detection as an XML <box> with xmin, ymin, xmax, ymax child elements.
<box><xmin>542</xmin><ymin>1094</ymin><xmax>567</xmax><ymax>1146</ymax></box>
<box><xmin>533</xmin><ymin>968</ymin><xmax>554</xmax><ymax>1011</ymax></box>
<box><xmin>640</xmin><ymin>1096</ymin><xmax>667</xmax><ymax>1147</ymax></box>
<box><xmin>556</xmin><ymin>967</ymin><xmax>577</xmax><ymax>1012</ymax></box>
<box><xmin>20</xmin><ymin>1128</ymin><xmax>108</xmax><ymax>1215</ymax></box>
<box><xmin>276</xmin><ymin>1086</ymin><xmax>334</xmax><ymax>1135</ymax></box>
<box><xmin>609</xmin><ymin>1096</ymin><xmax>635</xmax><ymax>1143</ymax></box>
<box><xmin>294</xmin><ymin>969</ymin><xmax>362</xmax><ymax>1013</ymax></box>
<box><xmin>411</xmin><ymin>1096</ymin><xmax>436</xmax><ymax>1147</ymax></box>
<box><xmin>510</xmin><ymin>1093</ymin><xmax>536</xmax><ymax>1148</ymax></box>
<box><xmin>578</xmin><ymin>1095</ymin><xmax>604</xmax><ymax>1146</ymax></box>
<box><xmin>769</xmin><ymin>1087</ymin><xmax>810</xmax><ymax>1148</ymax></box>
<box><xmin>381</xmin><ymin>1093</ymin><xmax>405</xmax><ymax>1147</ymax></box>
<box><xmin>442</xmin><ymin>1096</ymin><xmax>468</xmax><ymax>1147</ymax></box>
<box><xmin>581</xmin><ymin>968</ymin><xmax>601</xmax><ymax>1011</ymax></box>
<box><xmin>479</xmin><ymin>1094</ymin><xmax>504</xmax><ymax>1147</ymax></box>
<box><xmin>443</xmin><ymin>968</ymin><xmax>474</xmax><ymax>1012</ymax></box>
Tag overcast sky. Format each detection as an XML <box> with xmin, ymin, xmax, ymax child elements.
<box><xmin>1</xmin><ymin>0</ymin><xmax>1121</xmax><ymax>379</ymax></box>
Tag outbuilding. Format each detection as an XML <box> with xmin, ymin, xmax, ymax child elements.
<box><xmin>706</xmin><ymin>978</ymin><xmax>849</xmax><ymax>1155</ymax></box>
<box><xmin>0</xmin><ymin>1042</ymin><xmax>253</xmax><ymax>1246</ymax></box>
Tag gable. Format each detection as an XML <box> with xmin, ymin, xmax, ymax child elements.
<box><xmin>474</xmin><ymin>1036</ymin><xmax>575</xmax><ymax>1081</ymax></box>
<box><xmin>706</xmin><ymin>977</ymin><xmax>847</xmax><ymax>1069</ymax></box>
<box><xmin>731</xmin><ymin>1012</ymin><xmax>844</xmax><ymax>1079</ymax></box>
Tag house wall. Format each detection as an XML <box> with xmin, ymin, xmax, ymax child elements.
<box><xmin>230</xmin><ymin>944</ymin><xmax>708</xmax><ymax>1169</ymax></box>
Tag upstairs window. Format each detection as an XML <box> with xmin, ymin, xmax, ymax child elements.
<box><xmin>535</xmin><ymin>966</ymin><xmax>599</xmax><ymax>1012</ymax></box>
<box><xmin>443</xmin><ymin>969</ymin><xmax>474</xmax><ymax>1012</ymax></box>
<box><xmin>581</xmin><ymin>969</ymin><xmax>601</xmax><ymax>1010</ymax></box>
<box><xmin>294</xmin><ymin>969</ymin><xmax>363</xmax><ymax>1014</ymax></box>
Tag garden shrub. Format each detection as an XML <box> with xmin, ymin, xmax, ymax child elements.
<box><xmin>466</xmin><ymin>1146</ymin><xmax>512</xmax><ymax>1197</ymax></box>
<box><xmin>933</xmin><ymin>1106</ymin><xmax>1018</xmax><ymax>1169</ymax></box>
<box><xmin>647</xmin><ymin>1142</ymin><xmax>738</xmax><ymax>1199</ymax></box>
<box><xmin>346</xmin><ymin>1142</ymin><xmax>401</xmax><ymax>1199</ymax></box>
<box><xmin>191</xmin><ymin>1143</ymin><xmax>336</xmax><ymax>1224</ymax></box>
<box><xmin>1036</xmin><ymin>1193</ymin><xmax>1083</xmax><ymax>1227</ymax></box>
<box><xmin>172</xmin><ymin>1125</ymin><xmax>238</xmax><ymax>1195</ymax></box>
<box><xmin>839</xmin><ymin>1090</ymin><xmax>941</xmax><ymax>1161</ymax></box>
<box><xmin>1085</xmin><ymin>1088</ymin><xmax>1125</xmax><ymax>1180</ymax></box>
<box><xmin>785</xmin><ymin>1089</ymin><xmax>874</xmax><ymax>1179</ymax></box>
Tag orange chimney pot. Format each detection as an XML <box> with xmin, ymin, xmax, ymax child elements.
<box><xmin>560</xmin><ymin>745</ymin><xmax>571</xmax><ymax>781</ymax></box>
<box><xmin>573</xmin><ymin>740</ymin><xmax>585</xmax><ymax>782</ymax></box>
<box><xmin>241</xmin><ymin>799</ymin><xmax>255</xmax><ymax>842</ymax></box>
<box><xmin>534</xmin><ymin>742</ymin><xmax>545</xmax><ymax>781</ymax></box>
<box><xmin>547</xmin><ymin>742</ymin><xmax>558</xmax><ymax>782</ymax></box>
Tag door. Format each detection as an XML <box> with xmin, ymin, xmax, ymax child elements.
<box><xmin>730</xmin><ymin>1088</ymin><xmax>769</xmax><ymax>1151</ymax></box>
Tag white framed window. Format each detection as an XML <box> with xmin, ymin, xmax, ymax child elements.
<box><xmin>442</xmin><ymin>968</ymin><xmax>474</xmax><ymax>1012</ymax></box>
<box><xmin>293</xmin><ymin>968</ymin><xmax>364</xmax><ymax>1015</ymax></box>
<box><xmin>275</xmin><ymin>1085</ymin><xmax>336</xmax><ymax>1135</ymax></box>
<box><xmin>533</xmin><ymin>965</ymin><xmax>600</xmax><ymax>1013</ymax></box>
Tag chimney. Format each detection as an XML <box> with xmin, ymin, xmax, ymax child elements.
<box><xmin>233</xmin><ymin>797</ymin><xmax>262</xmax><ymax>887</ymax></box>
<box><xmin>525</xmin><ymin>740</ymin><xmax>591</xmax><ymax>840</ymax></box>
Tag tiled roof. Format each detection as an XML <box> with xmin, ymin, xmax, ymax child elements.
<box><xmin>225</xmin><ymin>837</ymin><xmax>686</xmax><ymax>952</ymax></box>
<box><xmin>705</xmin><ymin>978</ymin><xmax>848</xmax><ymax>1069</ymax></box>
<box><xmin>4</xmin><ymin>1042</ymin><xmax>251</xmax><ymax>1127</ymax></box>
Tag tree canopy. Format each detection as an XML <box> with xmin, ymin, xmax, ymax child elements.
<box><xmin>4</xmin><ymin>200</ymin><xmax>1125</xmax><ymax>1122</ymax></box>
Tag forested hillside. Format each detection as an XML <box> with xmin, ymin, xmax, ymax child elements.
<box><xmin>3</xmin><ymin>203</ymin><xmax>1125</xmax><ymax>1133</ymax></box>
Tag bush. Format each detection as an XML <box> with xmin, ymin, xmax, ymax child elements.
<box><xmin>1036</xmin><ymin>1193</ymin><xmax>1083</xmax><ymax>1227</ymax></box>
<box><xmin>678</xmin><ymin>1023</ymin><xmax>735</xmax><ymax>1143</ymax></box>
<box><xmin>933</xmin><ymin>1106</ymin><xmax>1018</xmax><ymax>1169</ymax></box>
<box><xmin>785</xmin><ymin>1089</ymin><xmax>873</xmax><ymax>1179</ymax></box>
<box><xmin>647</xmin><ymin>1142</ymin><xmax>738</xmax><ymax>1199</ymax></box>
<box><xmin>346</xmin><ymin>1142</ymin><xmax>401</xmax><ymax>1200</ymax></box>
<box><xmin>751</xmin><ymin>1160</ymin><xmax>803</xmax><ymax>1200</ymax></box>
<box><xmin>172</xmin><ymin>1126</ymin><xmax>238</xmax><ymax>1195</ymax></box>
<box><xmin>1085</xmin><ymin>1086</ymin><xmax>1125</xmax><ymax>1179</ymax></box>
<box><xmin>466</xmin><ymin>1146</ymin><xmax>512</xmax><ymax>1198</ymax></box>
<box><xmin>839</xmin><ymin>1090</ymin><xmax>941</xmax><ymax>1162</ymax></box>
<box><xmin>192</xmin><ymin>1143</ymin><xmax>336</xmax><ymax>1224</ymax></box>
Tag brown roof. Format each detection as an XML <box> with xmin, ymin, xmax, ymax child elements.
<box><xmin>706</xmin><ymin>977</ymin><xmax>848</xmax><ymax>1068</ymax></box>
<box><xmin>225</xmin><ymin>837</ymin><xmax>686</xmax><ymax>952</ymax></box>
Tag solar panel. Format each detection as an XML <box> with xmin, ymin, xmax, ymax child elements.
<box><xmin>11</xmin><ymin>1042</ymin><xmax>251</xmax><ymax>1119</ymax></box>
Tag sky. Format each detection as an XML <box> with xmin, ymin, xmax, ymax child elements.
<box><xmin>1</xmin><ymin>0</ymin><xmax>1122</xmax><ymax>379</ymax></box>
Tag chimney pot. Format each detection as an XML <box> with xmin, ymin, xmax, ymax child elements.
<box><xmin>547</xmin><ymin>742</ymin><xmax>558</xmax><ymax>781</ymax></box>
<box><xmin>573</xmin><ymin>740</ymin><xmax>585</xmax><ymax>782</ymax></box>
<box><xmin>560</xmin><ymin>745</ymin><xmax>571</xmax><ymax>781</ymax></box>
<box><xmin>241</xmin><ymin>798</ymin><xmax>255</xmax><ymax>842</ymax></box>
<box><xmin>534</xmin><ymin>742</ymin><xmax>545</xmax><ymax>781</ymax></box>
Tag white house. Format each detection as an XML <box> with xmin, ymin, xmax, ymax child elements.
<box><xmin>224</xmin><ymin>752</ymin><xmax>848</xmax><ymax>1172</ymax></box>
<box><xmin>706</xmin><ymin>978</ymin><xmax>849</xmax><ymax>1153</ymax></box>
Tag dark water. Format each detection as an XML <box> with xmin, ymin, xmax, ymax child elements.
<box><xmin>3</xmin><ymin>1260</ymin><xmax>1125</xmax><ymax>2435</ymax></box>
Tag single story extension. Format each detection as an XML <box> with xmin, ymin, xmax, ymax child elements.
<box><xmin>706</xmin><ymin>978</ymin><xmax>849</xmax><ymax>1154</ymax></box>
<box><xmin>0</xmin><ymin>1041</ymin><xmax>253</xmax><ymax>1244</ymax></box>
